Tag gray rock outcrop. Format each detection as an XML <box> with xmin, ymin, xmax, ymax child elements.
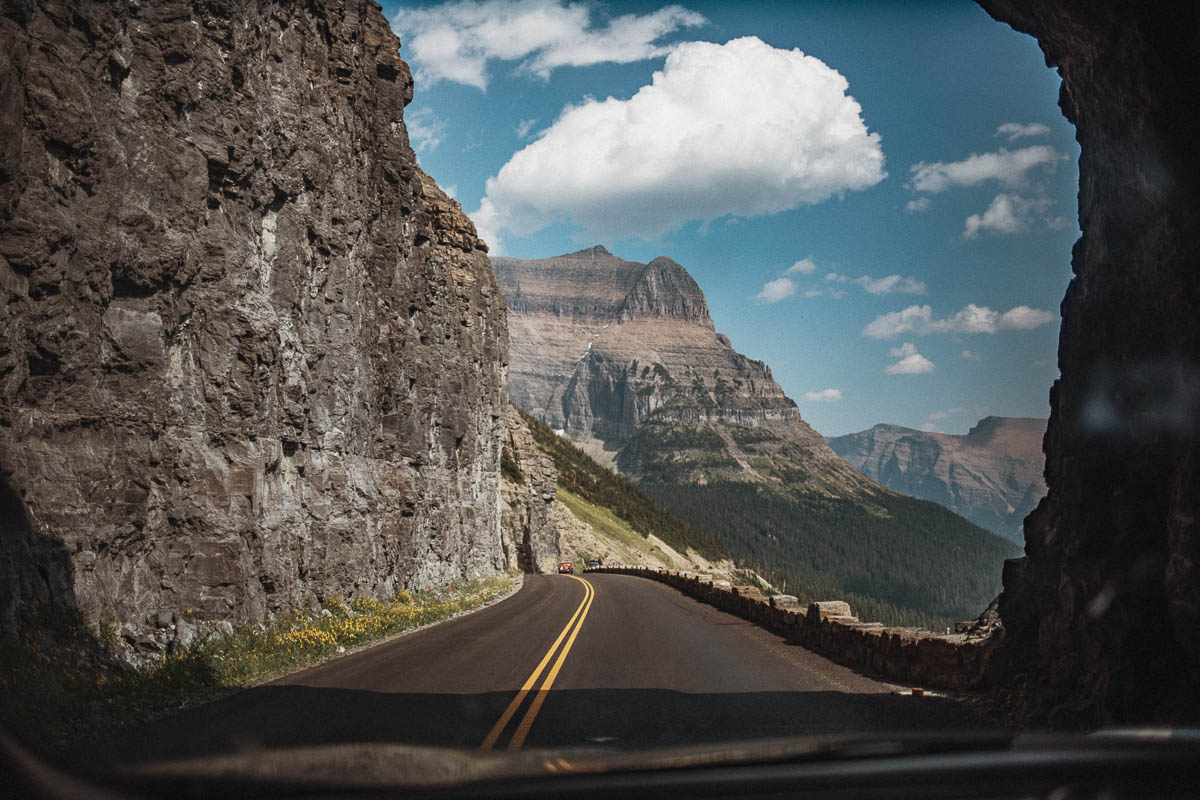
<box><xmin>827</xmin><ymin>417</ymin><xmax>1047</xmax><ymax>542</ymax></box>
<box><xmin>500</xmin><ymin>404</ymin><xmax>561</xmax><ymax>574</ymax></box>
<box><xmin>0</xmin><ymin>1</ymin><xmax>508</xmax><ymax>642</ymax></box>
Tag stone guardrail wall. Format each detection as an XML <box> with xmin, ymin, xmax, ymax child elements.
<box><xmin>587</xmin><ymin>566</ymin><xmax>991</xmax><ymax>692</ymax></box>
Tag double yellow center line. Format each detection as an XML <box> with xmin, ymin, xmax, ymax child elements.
<box><xmin>480</xmin><ymin>575</ymin><xmax>594</xmax><ymax>751</ymax></box>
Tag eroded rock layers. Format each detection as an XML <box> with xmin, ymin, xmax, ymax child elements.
<box><xmin>827</xmin><ymin>417</ymin><xmax>1047</xmax><ymax>543</ymax></box>
<box><xmin>979</xmin><ymin>0</ymin><xmax>1200</xmax><ymax>724</ymax></box>
<box><xmin>0</xmin><ymin>1</ymin><xmax>508</xmax><ymax>639</ymax></box>
<box><xmin>492</xmin><ymin>245</ymin><xmax>843</xmax><ymax>474</ymax></box>
<box><xmin>499</xmin><ymin>404</ymin><xmax>560</xmax><ymax>575</ymax></box>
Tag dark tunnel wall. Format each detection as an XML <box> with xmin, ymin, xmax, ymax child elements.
<box><xmin>978</xmin><ymin>0</ymin><xmax>1200</xmax><ymax>725</ymax></box>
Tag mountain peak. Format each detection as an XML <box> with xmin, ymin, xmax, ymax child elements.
<box><xmin>620</xmin><ymin>256</ymin><xmax>710</xmax><ymax>324</ymax></box>
<box><xmin>564</xmin><ymin>244</ymin><xmax>611</xmax><ymax>258</ymax></box>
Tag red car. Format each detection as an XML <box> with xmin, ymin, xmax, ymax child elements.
<box><xmin>557</xmin><ymin>562</ymin><xmax>573</xmax><ymax>574</ymax></box>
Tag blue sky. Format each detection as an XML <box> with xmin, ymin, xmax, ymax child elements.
<box><xmin>380</xmin><ymin>0</ymin><xmax>1078</xmax><ymax>437</ymax></box>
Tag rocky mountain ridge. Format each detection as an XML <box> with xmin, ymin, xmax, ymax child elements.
<box><xmin>0</xmin><ymin>0</ymin><xmax>508</xmax><ymax>649</ymax></box>
<box><xmin>827</xmin><ymin>417</ymin><xmax>1047</xmax><ymax>542</ymax></box>
<box><xmin>492</xmin><ymin>246</ymin><xmax>862</xmax><ymax>487</ymax></box>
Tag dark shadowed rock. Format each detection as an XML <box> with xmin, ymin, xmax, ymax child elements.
<box><xmin>979</xmin><ymin>0</ymin><xmax>1200</xmax><ymax>725</ymax></box>
<box><xmin>0</xmin><ymin>1</ymin><xmax>508</xmax><ymax>644</ymax></box>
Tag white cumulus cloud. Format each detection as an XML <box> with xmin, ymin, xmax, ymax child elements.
<box><xmin>905</xmin><ymin>196</ymin><xmax>930</xmax><ymax>213</ymax></box>
<box><xmin>963</xmin><ymin>193</ymin><xmax>1050</xmax><ymax>238</ymax></box>
<box><xmin>996</xmin><ymin>122</ymin><xmax>1050</xmax><ymax>141</ymax></box>
<box><xmin>392</xmin><ymin>0</ymin><xmax>707</xmax><ymax>90</ymax></box>
<box><xmin>863</xmin><ymin>303</ymin><xmax>1057</xmax><ymax>339</ymax></box>
<box><xmin>962</xmin><ymin>349</ymin><xmax>981</xmax><ymax>360</ymax></box>
<box><xmin>754</xmin><ymin>277</ymin><xmax>796</xmax><ymax>304</ymax></box>
<box><xmin>471</xmin><ymin>36</ymin><xmax>886</xmax><ymax>249</ymax></box>
<box><xmin>908</xmin><ymin>145</ymin><xmax>1058</xmax><ymax>194</ymax></box>
<box><xmin>802</xmin><ymin>388</ymin><xmax>843</xmax><ymax>403</ymax></box>
<box><xmin>885</xmin><ymin>342</ymin><xmax>935</xmax><ymax>375</ymax></box>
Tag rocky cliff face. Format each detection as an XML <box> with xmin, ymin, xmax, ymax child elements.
<box><xmin>500</xmin><ymin>404</ymin><xmax>560</xmax><ymax>574</ymax></box>
<box><xmin>827</xmin><ymin>417</ymin><xmax>1047</xmax><ymax>542</ymax></box>
<box><xmin>979</xmin><ymin>0</ymin><xmax>1200</xmax><ymax>723</ymax></box>
<box><xmin>0</xmin><ymin>1</ymin><xmax>508</xmax><ymax>647</ymax></box>
<box><xmin>492</xmin><ymin>246</ymin><xmax>844</xmax><ymax>475</ymax></box>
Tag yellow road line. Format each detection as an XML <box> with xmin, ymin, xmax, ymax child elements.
<box><xmin>480</xmin><ymin>575</ymin><xmax>593</xmax><ymax>750</ymax></box>
<box><xmin>507</xmin><ymin>576</ymin><xmax>594</xmax><ymax>750</ymax></box>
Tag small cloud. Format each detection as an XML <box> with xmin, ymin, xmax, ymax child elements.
<box><xmin>802</xmin><ymin>388</ymin><xmax>843</xmax><ymax>403</ymax></box>
<box><xmin>1046</xmin><ymin>215</ymin><xmax>1069</xmax><ymax>230</ymax></box>
<box><xmin>908</xmin><ymin>145</ymin><xmax>1059</xmax><ymax>194</ymax></box>
<box><xmin>1000</xmin><ymin>305</ymin><xmax>1057</xmax><ymax>329</ymax></box>
<box><xmin>929</xmin><ymin>407</ymin><xmax>966</xmax><ymax>420</ymax></box>
<box><xmin>962</xmin><ymin>349</ymin><xmax>981</xmax><ymax>360</ymax></box>
<box><xmin>406</xmin><ymin>107</ymin><xmax>447</xmax><ymax>153</ymax></box>
<box><xmin>826</xmin><ymin>272</ymin><xmax>924</xmax><ymax>295</ymax></box>
<box><xmin>885</xmin><ymin>347</ymin><xmax>935</xmax><ymax>375</ymax></box>
<box><xmin>921</xmin><ymin>422</ymin><xmax>939</xmax><ymax>432</ymax></box>
<box><xmin>963</xmin><ymin>193</ymin><xmax>1050</xmax><ymax>239</ymax></box>
<box><xmin>996</xmin><ymin>122</ymin><xmax>1051</xmax><ymax>141</ymax></box>
<box><xmin>443</xmin><ymin>184</ymin><xmax>458</xmax><ymax>199</ymax></box>
<box><xmin>785</xmin><ymin>257</ymin><xmax>817</xmax><ymax>275</ymax></box>
<box><xmin>804</xmin><ymin>289</ymin><xmax>823</xmax><ymax>298</ymax></box>
<box><xmin>905</xmin><ymin>197</ymin><xmax>931</xmax><ymax>213</ymax></box>
<box><xmin>515</xmin><ymin>118</ymin><xmax>539</xmax><ymax>139</ymax></box>
<box><xmin>863</xmin><ymin>303</ymin><xmax>1057</xmax><ymax>339</ymax></box>
<box><xmin>855</xmin><ymin>274</ymin><xmax>927</xmax><ymax>295</ymax></box>
<box><xmin>754</xmin><ymin>277</ymin><xmax>796</xmax><ymax>304</ymax></box>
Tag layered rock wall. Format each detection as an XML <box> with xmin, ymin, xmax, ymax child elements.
<box><xmin>500</xmin><ymin>404</ymin><xmax>561</xmax><ymax>574</ymax></box>
<box><xmin>493</xmin><ymin>246</ymin><xmax>804</xmax><ymax>450</ymax></box>
<box><xmin>978</xmin><ymin>0</ymin><xmax>1200</xmax><ymax>723</ymax></box>
<box><xmin>827</xmin><ymin>417</ymin><xmax>1047</xmax><ymax>542</ymax></box>
<box><xmin>0</xmin><ymin>1</ymin><xmax>508</xmax><ymax>642</ymax></box>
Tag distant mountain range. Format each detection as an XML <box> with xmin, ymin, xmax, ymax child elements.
<box><xmin>826</xmin><ymin>418</ymin><xmax>1047</xmax><ymax>543</ymax></box>
<box><xmin>493</xmin><ymin>246</ymin><xmax>1020</xmax><ymax>627</ymax></box>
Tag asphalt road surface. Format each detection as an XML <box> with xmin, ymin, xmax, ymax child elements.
<box><xmin>87</xmin><ymin>573</ymin><xmax>989</xmax><ymax>767</ymax></box>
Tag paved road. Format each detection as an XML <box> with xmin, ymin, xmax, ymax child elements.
<box><xmin>89</xmin><ymin>574</ymin><xmax>988</xmax><ymax>766</ymax></box>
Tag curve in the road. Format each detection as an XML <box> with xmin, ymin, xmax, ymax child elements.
<box><xmin>482</xmin><ymin>575</ymin><xmax>594</xmax><ymax>751</ymax></box>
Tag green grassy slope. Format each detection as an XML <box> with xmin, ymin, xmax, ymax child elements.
<box><xmin>515</xmin><ymin>407</ymin><xmax>729</xmax><ymax>562</ymax></box>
